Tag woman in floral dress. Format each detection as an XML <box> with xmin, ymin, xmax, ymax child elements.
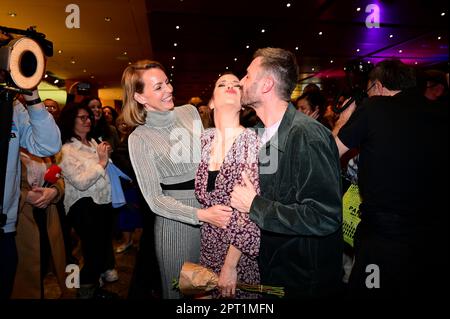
<box><xmin>195</xmin><ymin>73</ymin><xmax>261</xmax><ymax>299</ymax></box>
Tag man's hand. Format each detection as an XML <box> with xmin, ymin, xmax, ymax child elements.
<box><xmin>230</xmin><ymin>172</ymin><xmax>257</xmax><ymax>213</ymax></box>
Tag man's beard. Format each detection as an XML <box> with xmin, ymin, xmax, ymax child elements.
<box><xmin>241</xmin><ymin>100</ymin><xmax>260</xmax><ymax>109</ymax></box>
<box><xmin>241</xmin><ymin>86</ymin><xmax>260</xmax><ymax>109</ymax></box>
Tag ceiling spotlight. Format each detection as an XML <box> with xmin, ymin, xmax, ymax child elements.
<box><xmin>8</xmin><ymin>12</ymin><xmax>17</xmax><ymax>17</ymax></box>
<box><xmin>90</xmin><ymin>75</ymin><xmax>95</xmax><ymax>79</ymax></box>
<box><xmin>176</xmin><ymin>25</ymin><xmax>180</xmax><ymax>29</ymax></box>
<box><xmin>170</xmin><ymin>73</ymin><xmax>173</xmax><ymax>77</ymax></box>
<box><xmin>441</xmin><ymin>12</ymin><xmax>446</xmax><ymax>16</ymax></box>
<box><xmin>58</xmin><ymin>50</ymin><xmax>63</xmax><ymax>54</ymax></box>
<box><xmin>312</xmin><ymin>67</ymin><xmax>315</xmax><ymax>71</ymax></box>
<box><xmin>246</xmin><ymin>45</ymin><xmax>250</xmax><ymax>49</ymax></box>
<box><xmin>172</xmin><ymin>56</ymin><xmax>176</xmax><ymax>60</ymax></box>
<box><xmin>104</xmin><ymin>17</ymin><xmax>111</xmax><ymax>22</ymax></box>
<box><xmin>44</xmin><ymin>74</ymin><xmax>48</xmax><ymax>78</ymax></box>
<box><xmin>123</xmin><ymin>51</ymin><xmax>127</xmax><ymax>55</ymax></box>
<box><xmin>115</xmin><ymin>37</ymin><xmax>120</xmax><ymax>41</ymax></box>
<box><xmin>173</xmin><ymin>42</ymin><xmax>178</xmax><ymax>47</ymax></box>
<box><xmin>398</xmin><ymin>49</ymin><xmax>403</xmax><ymax>53</ymax></box>
<box><xmin>330</xmin><ymin>60</ymin><xmax>334</xmax><ymax>63</ymax></box>
<box><xmin>70</xmin><ymin>59</ymin><xmax>76</xmax><ymax>64</ymax></box>
<box><xmin>295</xmin><ymin>46</ymin><xmax>299</xmax><ymax>51</ymax></box>
<box><xmin>318</xmin><ymin>31</ymin><xmax>323</xmax><ymax>36</ymax></box>
<box><xmin>414</xmin><ymin>61</ymin><xmax>418</xmax><ymax>65</ymax></box>
<box><xmin>389</xmin><ymin>34</ymin><xmax>394</xmax><ymax>38</ymax></box>
<box><xmin>261</xmin><ymin>29</ymin><xmax>265</xmax><ymax>33</ymax></box>
<box><xmin>356</xmin><ymin>7</ymin><xmax>361</xmax><ymax>12</ymax></box>
<box><xmin>234</xmin><ymin>57</ymin><xmax>237</xmax><ymax>61</ymax></box>
<box><xmin>437</xmin><ymin>36</ymin><xmax>441</xmax><ymax>40</ymax></box>
<box><xmin>83</xmin><ymin>69</ymin><xmax>87</xmax><ymax>73</ymax></box>
<box><xmin>286</xmin><ymin>3</ymin><xmax>291</xmax><ymax>7</ymax></box>
<box><xmin>54</xmin><ymin>79</ymin><xmax>59</xmax><ymax>84</ymax></box>
<box><xmin>356</xmin><ymin>48</ymin><xmax>360</xmax><ymax>52</ymax></box>
<box><xmin>225</xmin><ymin>66</ymin><xmax>229</xmax><ymax>70</ymax></box>
<box><xmin>128</xmin><ymin>62</ymin><xmax>132</xmax><ymax>65</ymax></box>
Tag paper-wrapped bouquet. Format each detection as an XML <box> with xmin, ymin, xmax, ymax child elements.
<box><xmin>173</xmin><ymin>262</ymin><xmax>284</xmax><ymax>297</ymax></box>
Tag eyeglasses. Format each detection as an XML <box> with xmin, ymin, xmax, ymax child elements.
<box><xmin>76</xmin><ymin>115</ymin><xmax>92</xmax><ymax>122</ymax></box>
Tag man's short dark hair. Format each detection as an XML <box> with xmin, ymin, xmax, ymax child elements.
<box><xmin>369</xmin><ymin>59</ymin><xmax>416</xmax><ymax>91</ymax></box>
<box><xmin>253</xmin><ymin>48</ymin><xmax>299</xmax><ymax>101</ymax></box>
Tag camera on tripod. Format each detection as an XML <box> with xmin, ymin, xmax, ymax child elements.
<box><xmin>333</xmin><ymin>60</ymin><xmax>374</xmax><ymax>114</ymax></box>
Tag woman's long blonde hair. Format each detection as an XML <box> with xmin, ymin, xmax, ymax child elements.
<box><xmin>121</xmin><ymin>60</ymin><xmax>166</xmax><ymax>127</ymax></box>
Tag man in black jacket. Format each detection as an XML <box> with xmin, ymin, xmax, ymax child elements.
<box><xmin>334</xmin><ymin>60</ymin><xmax>449</xmax><ymax>298</ymax></box>
<box><xmin>231</xmin><ymin>48</ymin><xmax>343</xmax><ymax>298</ymax></box>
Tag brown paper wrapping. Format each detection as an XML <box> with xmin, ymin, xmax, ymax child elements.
<box><xmin>178</xmin><ymin>262</ymin><xmax>219</xmax><ymax>295</ymax></box>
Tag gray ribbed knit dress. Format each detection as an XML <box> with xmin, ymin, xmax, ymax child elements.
<box><xmin>128</xmin><ymin>104</ymin><xmax>203</xmax><ymax>299</ymax></box>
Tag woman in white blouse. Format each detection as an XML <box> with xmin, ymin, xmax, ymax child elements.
<box><xmin>58</xmin><ymin>103</ymin><xmax>117</xmax><ymax>299</ymax></box>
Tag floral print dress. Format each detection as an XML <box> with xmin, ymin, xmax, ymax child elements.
<box><xmin>195</xmin><ymin>128</ymin><xmax>261</xmax><ymax>298</ymax></box>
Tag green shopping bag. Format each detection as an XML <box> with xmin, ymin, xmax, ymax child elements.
<box><xmin>342</xmin><ymin>184</ymin><xmax>362</xmax><ymax>247</ymax></box>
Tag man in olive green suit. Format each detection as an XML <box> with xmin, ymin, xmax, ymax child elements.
<box><xmin>231</xmin><ymin>48</ymin><xmax>342</xmax><ymax>298</ymax></box>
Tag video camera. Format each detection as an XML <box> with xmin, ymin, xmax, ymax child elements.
<box><xmin>0</xmin><ymin>25</ymin><xmax>53</xmax><ymax>93</ymax></box>
<box><xmin>0</xmin><ymin>26</ymin><xmax>53</xmax><ymax>234</ymax></box>
<box><xmin>332</xmin><ymin>60</ymin><xmax>374</xmax><ymax>114</ymax></box>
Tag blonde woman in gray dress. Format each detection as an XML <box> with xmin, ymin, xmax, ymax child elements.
<box><xmin>121</xmin><ymin>60</ymin><xmax>232</xmax><ymax>299</ymax></box>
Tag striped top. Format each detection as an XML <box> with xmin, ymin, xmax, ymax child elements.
<box><xmin>128</xmin><ymin>104</ymin><xmax>203</xmax><ymax>225</ymax></box>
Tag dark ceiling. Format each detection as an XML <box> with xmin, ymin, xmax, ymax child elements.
<box><xmin>146</xmin><ymin>0</ymin><xmax>448</xmax><ymax>104</ymax></box>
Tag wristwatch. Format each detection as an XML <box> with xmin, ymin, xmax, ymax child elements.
<box><xmin>25</xmin><ymin>97</ymin><xmax>42</xmax><ymax>106</ymax></box>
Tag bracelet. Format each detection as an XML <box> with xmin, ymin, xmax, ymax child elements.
<box><xmin>25</xmin><ymin>97</ymin><xmax>42</xmax><ymax>106</ymax></box>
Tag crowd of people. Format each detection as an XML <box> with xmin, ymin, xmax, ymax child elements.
<box><xmin>0</xmin><ymin>47</ymin><xmax>448</xmax><ymax>300</ymax></box>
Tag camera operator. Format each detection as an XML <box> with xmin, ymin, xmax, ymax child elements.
<box><xmin>0</xmin><ymin>87</ymin><xmax>61</xmax><ymax>299</ymax></box>
<box><xmin>333</xmin><ymin>59</ymin><xmax>449</xmax><ymax>297</ymax></box>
